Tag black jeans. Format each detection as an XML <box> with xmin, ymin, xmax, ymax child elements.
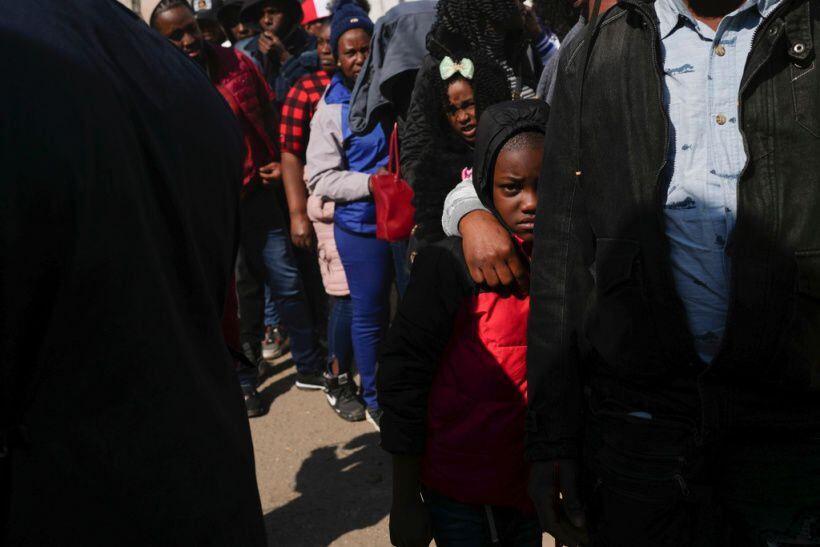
<box><xmin>423</xmin><ymin>489</ymin><xmax>540</xmax><ymax>547</ymax></box>
<box><xmin>584</xmin><ymin>392</ymin><xmax>820</xmax><ymax>547</ymax></box>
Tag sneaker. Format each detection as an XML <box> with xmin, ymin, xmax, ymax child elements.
<box><xmin>262</xmin><ymin>326</ymin><xmax>288</xmax><ymax>360</ymax></box>
<box><xmin>295</xmin><ymin>370</ymin><xmax>325</xmax><ymax>391</ymax></box>
<box><xmin>244</xmin><ymin>389</ymin><xmax>266</xmax><ymax>418</ymax></box>
<box><xmin>324</xmin><ymin>373</ymin><xmax>366</xmax><ymax>422</ymax></box>
<box><xmin>366</xmin><ymin>407</ymin><xmax>383</xmax><ymax>432</ymax></box>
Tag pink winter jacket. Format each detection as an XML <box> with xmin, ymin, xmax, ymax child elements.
<box><xmin>307</xmin><ymin>195</ymin><xmax>349</xmax><ymax>296</ymax></box>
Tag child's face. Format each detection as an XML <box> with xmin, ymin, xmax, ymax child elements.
<box><xmin>492</xmin><ymin>146</ymin><xmax>542</xmax><ymax>243</ymax></box>
<box><xmin>445</xmin><ymin>80</ymin><xmax>478</xmax><ymax>143</ymax></box>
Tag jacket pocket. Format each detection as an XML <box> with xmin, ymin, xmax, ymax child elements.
<box><xmin>791</xmin><ymin>61</ymin><xmax>820</xmax><ymax>137</ymax></box>
<box><xmin>586</xmin><ymin>239</ymin><xmax>667</xmax><ymax>379</ymax></box>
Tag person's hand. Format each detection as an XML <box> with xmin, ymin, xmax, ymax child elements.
<box><xmin>529</xmin><ymin>460</ymin><xmax>589</xmax><ymax>547</ymax></box>
<box><xmin>258</xmin><ymin>32</ymin><xmax>290</xmax><ymax>62</ymax></box>
<box><xmin>368</xmin><ymin>168</ymin><xmax>389</xmax><ymax>194</ymax></box>
<box><xmin>459</xmin><ymin>210</ymin><xmax>529</xmax><ymax>293</ymax></box>
<box><xmin>259</xmin><ymin>161</ymin><xmax>282</xmax><ymax>185</ymax></box>
<box><xmin>290</xmin><ymin>211</ymin><xmax>314</xmax><ymax>250</ymax></box>
<box><xmin>389</xmin><ymin>492</ymin><xmax>432</xmax><ymax>547</ymax></box>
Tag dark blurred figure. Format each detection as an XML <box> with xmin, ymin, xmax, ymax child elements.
<box><xmin>219</xmin><ymin>0</ymin><xmax>258</xmax><ymax>44</ymax></box>
<box><xmin>0</xmin><ymin>0</ymin><xmax>265</xmax><ymax>544</ymax></box>
<box><xmin>194</xmin><ymin>0</ymin><xmax>230</xmax><ymax>45</ymax></box>
<box><xmin>533</xmin><ymin>0</ymin><xmax>582</xmax><ymax>39</ymax></box>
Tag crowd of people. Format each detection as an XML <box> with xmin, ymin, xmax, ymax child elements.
<box><xmin>3</xmin><ymin>0</ymin><xmax>820</xmax><ymax>545</ymax></box>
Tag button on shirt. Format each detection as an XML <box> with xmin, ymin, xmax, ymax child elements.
<box><xmin>656</xmin><ymin>0</ymin><xmax>782</xmax><ymax>363</ymax></box>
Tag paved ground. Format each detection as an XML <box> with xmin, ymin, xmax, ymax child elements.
<box><xmin>251</xmin><ymin>354</ymin><xmax>390</xmax><ymax>546</ymax></box>
<box><xmin>250</xmin><ymin>353</ymin><xmax>557</xmax><ymax>547</ymax></box>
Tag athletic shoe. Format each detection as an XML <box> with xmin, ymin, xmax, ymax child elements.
<box><xmin>295</xmin><ymin>371</ymin><xmax>325</xmax><ymax>391</ymax></box>
<box><xmin>262</xmin><ymin>326</ymin><xmax>288</xmax><ymax>360</ymax></box>
<box><xmin>366</xmin><ymin>407</ymin><xmax>383</xmax><ymax>432</ymax></box>
<box><xmin>244</xmin><ymin>389</ymin><xmax>266</xmax><ymax>418</ymax></box>
<box><xmin>324</xmin><ymin>373</ymin><xmax>366</xmax><ymax>422</ymax></box>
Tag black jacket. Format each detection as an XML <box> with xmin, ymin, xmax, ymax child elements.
<box><xmin>380</xmin><ymin>100</ymin><xmax>549</xmax><ymax>455</ymax></box>
<box><xmin>527</xmin><ymin>0</ymin><xmax>820</xmax><ymax>462</ymax></box>
<box><xmin>1</xmin><ymin>1</ymin><xmax>264</xmax><ymax>543</ymax></box>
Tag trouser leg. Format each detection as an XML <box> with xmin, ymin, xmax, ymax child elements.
<box><xmin>334</xmin><ymin>226</ymin><xmax>392</xmax><ymax>410</ymax></box>
<box><xmin>261</xmin><ymin>227</ymin><xmax>323</xmax><ymax>375</ymax></box>
<box><xmin>327</xmin><ymin>295</ymin><xmax>354</xmax><ymax>376</ymax></box>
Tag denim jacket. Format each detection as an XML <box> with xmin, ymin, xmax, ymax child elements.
<box><xmin>526</xmin><ymin>0</ymin><xmax>820</xmax><ymax>461</ymax></box>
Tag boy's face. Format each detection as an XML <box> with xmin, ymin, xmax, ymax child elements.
<box><xmin>259</xmin><ymin>1</ymin><xmax>287</xmax><ymax>35</ymax></box>
<box><xmin>492</xmin><ymin>146</ymin><xmax>541</xmax><ymax>243</ymax></box>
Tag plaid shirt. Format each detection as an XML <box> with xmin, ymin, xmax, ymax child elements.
<box><xmin>279</xmin><ymin>70</ymin><xmax>331</xmax><ymax>161</ymax></box>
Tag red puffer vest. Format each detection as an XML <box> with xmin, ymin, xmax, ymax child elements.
<box><xmin>209</xmin><ymin>45</ymin><xmax>278</xmax><ymax>187</ymax></box>
<box><xmin>421</xmin><ymin>285</ymin><xmax>533</xmax><ymax>513</ymax></box>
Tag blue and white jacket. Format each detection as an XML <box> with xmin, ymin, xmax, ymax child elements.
<box><xmin>306</xmin><ymin>72</ymin><xmax>389</xmax><ymax>235</ymax></box>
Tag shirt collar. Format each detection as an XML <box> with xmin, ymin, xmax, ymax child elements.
<box><xmin>656</xmin><ymin>0</ymin><xmax>783</xmax><ymax>40</ymax></box>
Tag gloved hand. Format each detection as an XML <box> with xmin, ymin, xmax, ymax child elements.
<box><xmin>528</xmin><ymin>460</ymin><xmax>589</xmax><ymax>547</ymax></box>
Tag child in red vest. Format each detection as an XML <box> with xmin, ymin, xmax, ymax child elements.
<box><xmin>378</xmin><ymin>99</ymin><xmax>548</xmax><ymax>547</ymax></box>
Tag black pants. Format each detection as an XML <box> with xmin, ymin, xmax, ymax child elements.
<box><xmin>584</xmin><ymin>387</ymin><xmax>820</xmax><ymax>547</ymax></box>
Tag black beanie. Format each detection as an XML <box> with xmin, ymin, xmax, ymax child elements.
<box><xmin>330</xmin><ymin>0</ymin><xmax>373</xmax><ymax>57</ymax></box>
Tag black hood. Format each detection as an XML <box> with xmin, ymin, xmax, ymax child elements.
<box><xmin>240</xmin><ymin>0</ymin><xmax>302</xmax><ymax>30</ymax></box>
<box><xmin>473</xmin><ymin>99</ymin><xmax>549</xmax><ymax>216</ymax></box>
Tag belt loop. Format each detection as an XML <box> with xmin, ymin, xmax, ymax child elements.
<box><xmin>484</xmin><ymin>505</ymin><xmax>500</xmax><ymax>544</ymax></box>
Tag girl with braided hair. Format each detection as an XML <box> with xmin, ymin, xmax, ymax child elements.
<box><xmin>400</xmin><ymin>0</ymin><xmax>537</xmax><ymax>267</ymax></box>
<box><xmin>408</xmin><ymin>49</ymin><xmax>510</xmax><ymax>255</ymax></box>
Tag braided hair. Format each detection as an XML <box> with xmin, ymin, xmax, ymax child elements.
<box><xmin>149</xmin><ymin>0</ymin><xmax>193</xmax><ymax>28</ymax></box>
<box><xmin>431</xmin><ymin>56</ymin><xmax>511</xmax><ymax>129</ymax></box>
<box><xmin>431</xmin><ymin>0</ymin><xmax>521</xmax><ymax>61</ymax></box>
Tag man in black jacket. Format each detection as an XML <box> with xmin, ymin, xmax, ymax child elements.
<box><xmin>527</xmin><ymin>0</ymin><xmax>820</xmax><ymax>545</ymax></box>
<box><xmin>0</xmin><ymin>0</ymin><xmax>265</xmax><ymax>543</ymax></box>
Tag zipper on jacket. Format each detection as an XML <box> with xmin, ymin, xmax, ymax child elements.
<box><xmin>708</xmin><ymin>0</ymin><xmax>792</xmax><ymax>371</ymax></box>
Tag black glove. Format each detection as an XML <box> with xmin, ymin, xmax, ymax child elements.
<box><xmin>528</xmin><ymin>460</ymin><xmax>589</xmax><ymax>547</ymax></box>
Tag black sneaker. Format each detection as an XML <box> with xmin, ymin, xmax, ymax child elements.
<box><xmin>262</xmin><ymin>326</ymin><xmax>289</xmax><ymax>360</ymax></box>
<box><xmin>366</xmin><ymin>407</ymin><xmax>383</xmax><ymax>432</ymax></box>
<box><xmin>295</xmin><ymin>370</ymin><xmax>325</xmax><ymax>391</ymax></box>
<box><xmin>244</xmin><ymin>389</ymin><xmax>266</xmax><ymax>418</ymax></box>
<box><xmin>324</xmin><ymin>373</ymin><xmax>366</xmax><ymax>422</ymax></box>
<box><xmin>241</xmin><ymin>341</ymin><xmax>267</xmax><ymax>380</ymax></box>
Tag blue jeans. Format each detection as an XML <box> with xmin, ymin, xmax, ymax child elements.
<box><xmin>424</xmin><ymin>489</ymin><xmax>541</xmax><ymax>547</ymax></box>
<box><xmin>327</xmin><ymin>295</ymin><xmax>353</xmax><ymax>375</ymax></box>
<box><xmin>236</xmin><ymin>188</ymin><xmax>324</xmax><ymax>377</ymax></box>
<box><xmin>264</xmin><ymin>286</ymin><xmax>281</xmax><ymax>328</ymax></box>
<box><xmin>334</xmin><ymin>226</ymin><xmax>393</xmax><ymax>409</ymax></box>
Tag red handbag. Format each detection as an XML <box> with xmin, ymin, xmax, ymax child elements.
<box><xmin>371</xmin><ymin>125</ymin><xmax>416</xmax><ymax>242</ymax></box>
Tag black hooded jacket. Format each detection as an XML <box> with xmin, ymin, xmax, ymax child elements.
<box><xmin>401</xmin><ymin>26</ymin><xmax>536</xmax><ymax>247</ymax></box>
<box><xmin>380</xmin><ymin>100</ymin><xmax>548</xmax><ymax>456</ymax></box>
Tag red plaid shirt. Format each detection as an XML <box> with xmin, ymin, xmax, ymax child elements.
<box><xmin>279</xmin><ymin>70</ymin><xmax>331</xmax><ymax>161</ymax></box>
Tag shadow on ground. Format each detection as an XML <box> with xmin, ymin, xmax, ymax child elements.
<box><xmin>263</xmin><ymin>432</ymin><xmax>390</xmax><ymax>545</ymax></box>
<box><xmin>258</xmin><ymin>358</ymin><xmax>296</xmax><ymax>410</ymax></box>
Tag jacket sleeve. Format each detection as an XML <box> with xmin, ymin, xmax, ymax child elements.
<box><xmin>378</xmin><ymin>243</ymin><xmax>471</xmax><ymax>456</ymax></box>
<box><xmin>441</xmin><ymin>178</ymin><xmax>490</xmax><ymax>237</ymax></box>
<box><xmin>526</xmin><ymin>50</ymin><xmax>595</xmax><ymax>462</ymax></box>
<box><xmin>305</xmin><ymin>101</ymin><xmax>371</xmax><ymax>202</ymax></box>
